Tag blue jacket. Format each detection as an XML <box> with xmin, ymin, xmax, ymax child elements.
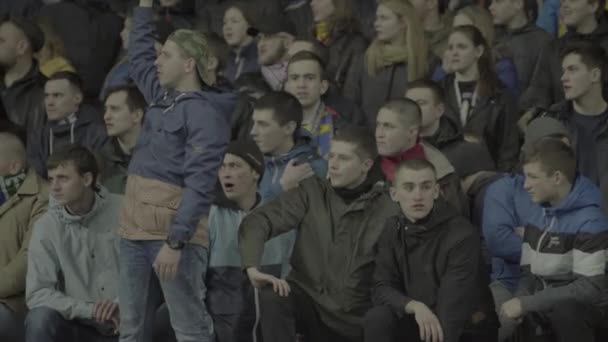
<box><xmin>518</xmin><ymin>176</ymin><xmax>608</xmax><ymax>312</ymax></box>
<box><xmin>482</xmin><ymin>175</ymin><xmax>534</xmax><ymax>291</ymax></box>
<box><xmin>259</xmin><ymin>136</ymin><xmax>328</xmax><ymax>202</ymax></box>
<box><xmin>536</xmin><ymin>0</ymin><xmax>560</xmax><ymax>37</ymax></box>
<box><xmin>128</xmin><ymin>7</ymin><xmax>236</xmax><ymax>242</ymax></box>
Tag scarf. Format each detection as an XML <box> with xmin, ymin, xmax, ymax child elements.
<box><xmin>261</xmin><ymin>62</ymin><xmax>288</xmax><ymax>91</ymax></box>
<box><xmin>315</xmin><ymin>21</ymin><xmax>331</xmax><ymax>45</ymax></box>
<box><xmin>0</xmin><ymin>169</ymin><xmax>27</xmax><ymax>207</ymax></box>
<box><xmin>302</xmin><ymin>102</ymin><xmax>335</xmax><ymax>158</ymax></box>
<box><xmin>380</xmin><ymin>142</ymin><xmax>426</xmax><ymax>182</ymax></box>
<box><xmin>334</xmin><ymin>161</ymin><xmax>383</xmax><ymax>204</ymax></box>
<box><xmin>365</xmin><ymin>40</ymin><xmax>409</xmax><ymax>76</ymax></box>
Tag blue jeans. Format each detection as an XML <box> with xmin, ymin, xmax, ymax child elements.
<box><xmin>119</xmin><ymin>239</ymin><xmax>211</xmax><ymax>342</ymax></box>
<box><xmin>25</xmin><ymin>307</ymin><xmax>117</xmax><ymax>342</ymax></box>
<box><xmin>0</xmin><ymin>303</ymin><xmax>23</xmax><ymax>341</ymax></box>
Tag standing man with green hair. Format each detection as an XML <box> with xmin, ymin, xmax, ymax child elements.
<box><xmin>117</xmin><ymin>0</ymin><xmax>236</xmax><ymax>341</ymax></box>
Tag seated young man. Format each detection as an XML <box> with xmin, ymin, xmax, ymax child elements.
<box><xmin>0</xmin><ymin>127</ymin><xmax>48</xmax><ymax>342</ymax></box>
<box><xmin>239</xmin><ymin>126</ymin><xmax>400</xmax><ymax>342</ymax></box>
<box><xmin>364</xmin><ymin>158</ymin><xmax>497</xmax><ymax>342</ymax></box>
<box><xmin>376</xmin><ymin>98</ymin><xmax>469</xmax><ymax>216</ymax></box>
<box><xmin>25</xmin><ymin>145</ymin><xmax>123</xmax><ymax>342</ymax></box>
<box><xmin>498</xmin><ymin>138</ymin><xmax>608</xmax><ymax>341</ymax></box>
<box><xmin>206</xmin><ymin>140</ymin><xmax>293</xmax><ymax>342</ymax></box>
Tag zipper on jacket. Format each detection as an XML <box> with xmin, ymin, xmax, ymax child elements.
<box><xmin>532</xmin><ymin>211</ymin><xmax>557</xmax><ymax>290</ymax></box>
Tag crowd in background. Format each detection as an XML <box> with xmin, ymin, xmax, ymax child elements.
<box><xmin>0</xmin><ymin>0</ymin><xmax>607</xmax><ymax>341</ymax></box>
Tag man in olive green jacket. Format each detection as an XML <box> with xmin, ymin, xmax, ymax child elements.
<box><xmin>0</xmin><ymin>128</ymin><xmax>48</xmax><ymax>341</ymax></box>
<box><xmin>239</xmin><ymin>126</ymin><xmax>400</xmax><ymax>342</ymax></box>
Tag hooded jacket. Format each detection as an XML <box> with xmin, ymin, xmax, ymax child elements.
<box><xmin>442</xmin><ymin>74</ymin><xmax>520</xmax><ymax>172</ymax></box>
<box><xmin>538</xmin><ymin>101</ymin><xmax>608</xmax><ymax>212</ymax></box>
<box><xmin>99</xmin><ymin>137</ymin><xmax>132</xmax><ymax>194</ymax></box>
<box><xmin>527</xmin><ymin>16</ymin><xmax>608</xmax><ymax>108</ymax></box>
<box><xmin>239</xmin><ymin>174</ymin><xmax>401</xmax><ymax>339</ymax></box>
<box><xmin>0</xmin><ymin>61</ymin><xmax>47</xmax><ymax>149</ymax></box>
<box><xmin>123</xmin><ymin>6</ymin><xmax>236</xmax><ymax>244</ymax></box>
<box><xmin>517</xmin><ymin>176</ymin><xmax>608</xmax><ymax>313</ymax></box>
<box><xmin>373</xmin><ymin>200</ymin><xmax>496</xmax><ymax>342</ymax></box>
<box><xmin>259</xmin><ymin>135</ymin><xmax>328</xmax><ymax>202</ymax></box>
<box><xmin>29</xmin><ymin>105</ymin><xmax>109</xmax><ymax>178</ymax></box>
<box><xmin>495</xmin><ymin>24</ymin><xmax>553</xmax><ymax>111</ymax></box>
<box><xmin>26</xmin><ymin>187</ymin><xmax>122</xmax><ymax>323</ymax></box>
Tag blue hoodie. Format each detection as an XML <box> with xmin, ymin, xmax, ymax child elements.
<box><xmin>259</xmin><ymin>135</ymin><xmax>328</xmax><ymax>202</ymax></box>
<box><xmin>127</xmin><ymin>7</ymin><xmax>237</xmax><ymax>242</ymax></box>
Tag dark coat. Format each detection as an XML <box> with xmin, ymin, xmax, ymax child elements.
<box><xmin>373</xmin><ymin>200</ymin><xmax>496</xmax><ymax>342</ymax></box>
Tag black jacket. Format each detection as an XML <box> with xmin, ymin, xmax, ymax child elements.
<box><xmin>0</xmin><ymin>61</ymin><xmax>47</xmax><ymax>151</ymax></box>
<box><xmin>29</xmin><ymin>104</ymin><xmax>109</xmax><ymax>178</ymax></box>
<box><xmin>495</xmin><ymin>24</ymin><xmax>554</xmax><ymax>112</ymax></box>
<box><xmin>527</xmin><ymin>16</ymin><xmax>608</xmax><ymax>109</ymax></box>
<box><xmin>442</xmin><ymin>75</ymin><xmax>520</xmax><ymax>172</ymax></box>
<box><xmin>539</xmin><ymin>101</ymin><xmax>608</xmax><ymax>213</ymax></box>
<box><xmin>373</xmin><ymin>201</ymin><xmax>496</xmax><ymax>342</ymax></box>
<box><xmin>322</xmin><ymin>23</ymin><xmax>368</xmax><ymax>91</ymax></box>
<box><xmin>425</xmin><ymin>114</ymin><xmax>465</xmax><ymax>160</ymax></box>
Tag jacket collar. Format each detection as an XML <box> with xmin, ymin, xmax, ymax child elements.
<box><xmin>0</xmin><ymin>169</ymin><xmax>44</xmax><ymax>216</ymax></box>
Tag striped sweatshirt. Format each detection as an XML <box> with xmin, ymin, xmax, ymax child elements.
<box><xmin>517</xmin><ymin>176</ymin><xmax>608</xmax><ymax>313</ymax></box>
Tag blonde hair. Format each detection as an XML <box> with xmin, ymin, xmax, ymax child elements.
<box><xmin>455</xmin><ymin>5</ymin><xmax>495</xmax><ymax>46</ymax></box>
<box><xmin>365</xmin><ymin>0</ymin><xmax>428</xmax><ymax>80</ymax></box>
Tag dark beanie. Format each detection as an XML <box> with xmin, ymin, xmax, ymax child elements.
<box><xmin>448</xmin><ymin>142</ymin><xmax>496</xmax><ymax>178</ymax></box>
<box><xmin>225</xmin><ymin>140</ymin><xmax>265</xmax><ymax>177</ymax></box>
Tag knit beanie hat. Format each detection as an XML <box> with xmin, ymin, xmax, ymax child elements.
<box><xmin>224</xmin><ymin>139</ymin><xmax>265</xmax><ymax>177</ymax></box>
<box><xmin>523</xmin><ymin>117</ymin><xmax>570</xmax><ymax>155</ymax></box>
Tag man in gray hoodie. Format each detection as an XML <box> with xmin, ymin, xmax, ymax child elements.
<box><xmin>25</xmin><ymin>145</ymin><xmax>122</xmax><ymax>342</ymax></box>
<box><xmin>117</xmin><ymin>0</ymin><xmax>236</xmax><ymax>341</ymax></box>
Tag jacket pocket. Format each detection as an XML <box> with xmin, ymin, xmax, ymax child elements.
<box><xmin>129</xmin><ymin>176</ymin><xmax>183</xmax><ymax>235</ymax></box>
<box><xmin>150</xmin><ymin>112</ymin><xmax>186</xmax><ymax>162</ymax></box>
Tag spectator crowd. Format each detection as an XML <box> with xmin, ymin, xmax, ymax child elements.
<box><xmin>0</xmin><ymin>0</ymin><xmax>608</xmax><ymax>341</ymax></box>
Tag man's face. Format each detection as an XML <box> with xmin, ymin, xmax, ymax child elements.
<box><xmin>103</xmin><ymin>91</ymin><xmax>142</xmax><ymax>138</ymax></box>
<box><xmin>258</xmin><ymin>34</ymin><xmax>287</xmax><ymax>66</ymax></box>
<box><xmin>327</xmin><ymin>140</ymin><xmax>371</xmax><ymax>189</ymax></box>
<box><xmin>284</xmin><ymin>60</ymin><xmax>328</xmax><ymax>110</ymax></box>
<box><xmin>489</xmin><ymin>0</ymin><xmax>520</xmax><ymax>25</ymax></box>
<box><xmin>223</xmin><ymin>7</ymin><xmax>250</xmax><ymax>48</ymax></box>
<box><xmin>155</xmin><ymin>40</ymin><xmax>191</xmax><ymax>88</ymax></box>
<box><xmin>561</xmin><ymin>53</ymin><xmax>597</xmax><ymax>101</ymax></box>
<box><xmin>391</xmin><ymin>167</ymin><xmax>439</xmax><ymax>221</ymax></box>
<box><xmin>523</xmin><ymin>161</ymin><xmax>557</xmax><ymax>204</ymax></box>
<box><xmin>48</xmin><ymin>162</ymin><xmax>92</xmax><ymax>207</ymax></box>
<box><xmin>405</xmin><ymin>87</ymin><xmax>443</xmax><ymax>132</ymax></box>
<box><xmin>561</xmin><ymin>0</ymin><xmax>598</xmax><ymax>28</ymax></box>
<box><xmin>218</xmin><ymin>153</ymin><xmax>259</xmax><ymax>201</ymax></box>
<box><xmin>375</xmin><ymin>108</ymin><xmax>418</xmax><ymax>157</ymax></box>
<box><xmin>0</xmin><ymin>22</ymin><xmax>23</xmax><ymax>68</ymax></box>
<box><xmin>44</xmin><ymin>79</ymin><xmax>82</xmax><ymax>121</ymax></box>
<box><xmin>250</xmin><ymin>109</ymin><xmax>292</xmax><ymax>155</ymax></box>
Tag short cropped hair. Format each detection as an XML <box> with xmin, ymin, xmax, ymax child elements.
<box><xmin>253</xmin><ymin>91</ymin><xmax>303</xmax><ymax>130</ymax></box>
<box><xmin>523</xmin><ymin>137</ymin><xmax>577</xmax><ymax>184</ymax></box>
<box><xmin>47</xmin><ymin>144</ymin><xmax>100</xmax><ymax>190</ymax></box>
<box><xmin>287</xmin><ymin>50</ymin><xmax>328</xmax><ymax>80</ymax></box>
<box><xmin>48</xmin><ymin>71</ymin><xmax>84</xmax><ymax>94</ymax></box>
<box><xmin>332</xmin><ymin>125</ymin><xmax>377</xmax><ymax>161</ymax></box>
<box><xmin>104</xmin><ymin>85</ymin><xmax>147</xmax><ymax>113</ymax></box>
<box><xmin>407</xmin><ymin>79</ymin><xmax>446</xmax><ymax>104</ymax></box>
<box><xmin>561</xmin><ymin>42</ymin><xmax>607</xmax><ymax>79</ymax></box>
<box><xmin>394</xmin><ymin>158</ymin><xmax>437</xmax><ymax>181</ymax></box>
<box><xmin>381</xmin><ymin>98</ymin><xmax>422</xmax><ymax>127</ymax></box>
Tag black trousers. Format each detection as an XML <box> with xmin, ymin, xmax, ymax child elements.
<box><xmin>363</xmin><ymin>305</ymin><xmax>498</xmax><ymax>342</ymax></box>
<box><xmin>520</xmin><ymin>299</ymin><xmax>603</xmax><ymax>342</ymax></box>
<box><xmin>258</xmin><ymin>284</ymin><xmax>358</xmax><ymax>342</ymax></box>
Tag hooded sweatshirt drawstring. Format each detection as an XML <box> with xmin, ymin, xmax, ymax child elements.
<box><xmin>49</xmin><ymin>113</ymin><xmax>77</xmax><ymax>155</ymax></box>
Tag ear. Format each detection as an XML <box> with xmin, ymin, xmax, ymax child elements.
<box><xmin>207</xmin><ymin>56</ymin><xmax>219</xmax><ymax>72</ymax></box>
<box><xmin>389</xmin><ymin>186</ymin><xmax>398</xmax><ymax>202</ymax></box>
<box><xmin>590</xmin><ymin>67</ymin><xmax>601</xmax><ymax>83</ymax></box>
<box><xmin>436</xmin><ymin>103</ymin><xmax>445</xmax><ymax>117</ymax></box>
<box><xmin>362</xmin><ymin>157</ymin><xmax>374</xmax><ymax>173</ymax></box>
<box><xmin>133</xmin><ymin>109</ymin><xmax>144</xmax><ymax>125</ymax></box>
<box><xmin>283</xmin><ymin>120</ymin><xmax>297</xmax><ymax>136</ymax></box>
<box><xmin>15</xmin><ymin>39</ymin><xmax>28</xmax><ymax>55</ymax></box>
<box><xmin>184</xmin><ymin>57</ymin><xmax>197</xmax><ymax>74</ymax></box>
<box><xmin>410</xmin><ymin>125</ymin><xmax>420</xmax><ymax>138</ymax></box>
<box><xmin>320</xmin><ymin>79</ymin><xmax>329</xmax><ymax>96</ymax></box>
<box><xmin>475</xmin><ymin>45</ymin><xmax>485</xmax><ymax>59</ymax></box>
<box><xmin>82</xmin><ymin>172</ymin><xmax>94</xmax><ymax>188</ymax></box>
<box><xmin>252</xmin><ymin>169</ymin><xmax>260</xmax><ymax>182</ymax></box>
<box><xmin>553</xmin><ymin>170</ymin><xmax>564</xmax><ymax>185</ymax></box>
<box><xmin>73</xmin><ymin>91</ymin><xmax>83</xmax><ymax>105</ymax></box>
<box><xmin>433</xmin><ymin>183</ymin><xmax>440</xmax><ymax>199</ymax></box>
